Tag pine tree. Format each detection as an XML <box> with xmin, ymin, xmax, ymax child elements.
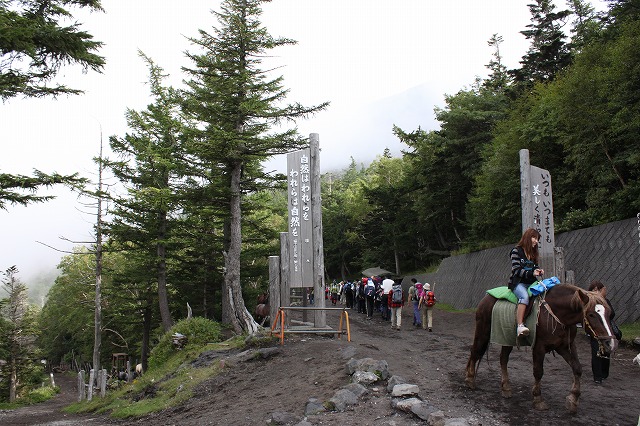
<box><xmin>181</xmin><ymin>0</ymin><xmax>327</xmax><ymax>334</ymax></box>
<box><xmin>1</xmin><ymin>0</ymin><xmax>101</xmax><ymax>211</ymax></box>
<box><xmin>0</xmin><ymin>0</ymin><xmax>104</xmax><ymax>100</ymax></box>
<box><xmin>0</xmin><ymin>266</ymin><xmax>36</xmax><ymax>402</ymax></box>
<box><xmin>106</xmin><ymin>53</ymin><xmax>187</xmax><ymax>333</ymax></box>
<box><xmin>511</xmin><ymin>0</ymin><xmax>572</xmax><ymax>88</ymax></box>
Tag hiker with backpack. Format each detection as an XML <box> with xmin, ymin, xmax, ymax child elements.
<box><xmin>408</xmin><ymin>278</ymin><xmax>423</xmax><ymax>328</ymax></box>
<box><xmin>357</xmin><ymin>280</ymin><xmax>366</xmax><ymax>313</ymax></box>
<box><xmin>380</xmin><ymin>276</ymin><xmax>394</xmax><ymax>321</ymax></box>
<box><xmin>418</xmin><ymin>282</ymin><xmax>437</xmax><ymax>331</ymax></box>
<box><xmin>364</xmin><ymin>277</ymin><xmax>376</xmax><ymax>319</ymax></box>
<box><xmin>388</xmin><ymin>279</ymin><xmax>404</xmax><ymax>330</ymax></box>
<box><xmin>343</xmin><ymin>281</ymin><xmax>354</xmax><ymax>309</ymax></box>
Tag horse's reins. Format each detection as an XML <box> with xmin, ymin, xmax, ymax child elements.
<box><xmin>536</xmin><ymin>288</ymin><xmax>565</xmax><ymax>332</ymax></box>
<box><xmin>536</xmin><ymin>290</ymin><xmax>572</xmax><ymax>353</ymax></box>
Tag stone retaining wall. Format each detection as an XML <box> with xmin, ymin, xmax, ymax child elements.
<box><xmin>404</xmin><ymin>217</ymin><xmax>640</xmax><ymax>324</ymax></box>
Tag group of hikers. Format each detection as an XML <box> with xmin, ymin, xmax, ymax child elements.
<box><xmin>323</xmin><ymin>276</ymin><xmax>437</xmax><ymax>331</ymax></box>
<box><xmin>310</xmin><ymin>227</ymin><xmax>618</xmax><ymax>386</ymax></box>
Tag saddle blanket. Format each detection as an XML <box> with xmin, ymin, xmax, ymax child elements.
<box><xmin>490</xmin><ymin>299</ymin><xmax>539</xmax><ymax>347</ymax></box>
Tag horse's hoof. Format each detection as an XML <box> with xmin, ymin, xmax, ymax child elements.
<box><xmin>533</xmin><ymin>400</ymin><xmax>549</xmax><ymax>411</ymax></box>
<box><xmin>501</xmin><ymin>389</ymin><xmax>512</xmax><ymax>399</ymax></box>
<box><xmin>464</xmin><ymin>377</ymin><xmax>476</xmax><ymax>390</ymax></box>
<box><xmin>565</xmin><ymin>396</ymin><xmax>578</xmax><ymax>414</ymax></box>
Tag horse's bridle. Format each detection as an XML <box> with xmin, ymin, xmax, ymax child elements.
<box><xmin>538</xmin><ymin>293</ymin><xmax>610</xmax><ymax>357</ymax></box>
<box><xmin>582</xmin><ymin>305</ymin><xmax>615</xmax><ymax>358</ymax></box>
<box><xmin>537</xmin><ymin>289</ymin><xmax>613</xmax><ymax>358</ymax></box>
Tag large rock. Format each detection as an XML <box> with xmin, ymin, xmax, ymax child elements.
<box><xmin>386</xmin><ymin>375</ymin><xmax>406</xmax><ymax>392</ymax></box>
<box><xmin>391</xmin><ymin>383</ymin><xmax>419</xmax><ymax>397</ymax></box>
<box><xmin>304</xmin><ymin>397</ymin><xmax>325</xmax><ymax>416</ymax></box>
<box><xmin>391</xmin><ymin>397</ymin><xmax>423</xmax><ymax>412</ymax></box>
<box><xmin>351</xmin><ymin>370</ymin><xmax>379</xmax><ymax>385</ymax></box>
<box><xmin>342</xmin><ymin>382</ymin><xmax>368</xmax><ymax>398</ymax></box>
<box><xmin>345</xmin><ymin>357</ymin><xmax>390</xmax><ymax>379</ymax></box>
<box><xmin>327</xmin><ymin>388</ymin><xmax>358</xmax><ymax>412</ymax></box>
<box><xmin>410</xmin><ymin>401</ymin><xmax>438</xmax><ymax>421</ymax></box>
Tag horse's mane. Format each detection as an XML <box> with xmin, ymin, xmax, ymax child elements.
<box><xmin>562</xmin><ymin>284</ymin><xmax>606</xmax><ymax>311</ymax></box>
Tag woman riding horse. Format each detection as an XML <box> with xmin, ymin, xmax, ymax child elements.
<box><xmin>465</xmin><ymin>282</ymin><xmax>618</xmax><ymax>413</ymax></box>
<box><xmin>509</xmin><ymin>228</ymin><xmax>544</xmax><ymax>337</ymax></box>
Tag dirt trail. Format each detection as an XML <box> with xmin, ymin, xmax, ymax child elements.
<box><xmin>119</xmin><ymin>306</ymin><xmax>640</xmax><ymax>426</ymax></box>
<box><xmin>0</xmin><ymin>373</ymin><xmax>110</xmax><ymax>426</ymax></box>
<box><xmin>2</xmin><ymin>305</ymin><xmax>639</xmax><ymax>425</ymax></box>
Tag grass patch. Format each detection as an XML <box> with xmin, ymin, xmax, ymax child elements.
<box><xmin>0</xmin><ymin>385</ymin><xmax>59</xmax><ymax>409</ymax></box>
<box><xmin>619</xmin><ymin>321</ymin><xmax>640</xmax><ymax>345</ymax></box>
<box><xmin>65</xmin><ymin>334</ymin><xmax>258</xmax><ymax>419</ymax></box>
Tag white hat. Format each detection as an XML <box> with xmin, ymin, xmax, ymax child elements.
<box><xmin>424</xmin><ymin>283</ymin><xmax>431</xmax><ymax>290</ymax></box>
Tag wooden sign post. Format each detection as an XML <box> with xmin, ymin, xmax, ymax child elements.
<box><xmin>520</xmin><ymin>149</ymin><xmax>556</xmax><ymax>277</ymax></box>
<box><xmin>285</xmin><ymin>134</ymin><xmax>326</xmax><ymax>327</ymax></box>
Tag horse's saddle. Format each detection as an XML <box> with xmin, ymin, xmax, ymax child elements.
<box><xmin>486</xmin><ymin>285</ymin><xmax>532</xmax><ymax>304</ymax></box>
<box><xmin>490</xmin><ymin>299</ymin><xmax>539</xmax><ymax>347</ymax></box>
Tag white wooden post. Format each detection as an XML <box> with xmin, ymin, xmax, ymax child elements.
<box><xmin>100</xmin><ymin>369</ymin><xmax>107</xmax><ymax>397</ymax></box>
<box><xmin>280</xmin><ymin>232</ymin><xmax>291</xmax><ymax>328</ymax></box>
<box><xmin>87</xmin><ymin>369</ymin><xmax>95</xmax><ymax>401</ymax></box>
<box><xmin>310</xmin><ymin>133</ymin><xmax>326</xmax><ymax>327</ymax></box>
<box><xmin>77</xmin><ymin>370</ymin><xmax>85</xmax><ymax>402</ymax></box>
<box><xmin>269</xmin><ymin>255</ymin><xmax>281</xmax><ymax>328</ymax></box>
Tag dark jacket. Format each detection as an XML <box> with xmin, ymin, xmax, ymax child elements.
<box><xmin>508</xmin><ymin>246</ymin><xmax>538</xmax><ymax>290</ymax></box>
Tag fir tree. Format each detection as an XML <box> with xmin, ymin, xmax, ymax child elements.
<box><xmin>181</xmin><ymin>0</ymin><xmax>327</xmax><ymax>333</ymax></box>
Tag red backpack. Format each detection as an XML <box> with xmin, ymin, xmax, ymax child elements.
<box><xmin>424</xmin><ymin>291</ymin><xmax>436</xmax><ymax>307</ymax></box>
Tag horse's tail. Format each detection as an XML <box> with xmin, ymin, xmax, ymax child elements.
<box><xmin>466</xmin><ymin>295</ymin><xmax>496</xmax><ymax>388</ymax></box>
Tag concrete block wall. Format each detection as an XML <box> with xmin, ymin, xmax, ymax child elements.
<box><xmin>405</xmin><ymin>217</ymin><xmax>639</xmax><ymax>324</ymax></box>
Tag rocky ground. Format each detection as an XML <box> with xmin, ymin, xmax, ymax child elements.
<box><xmin>2</xmin><ymin>304</ymin><xmax>639</xmax><ymax>425</ymax></box>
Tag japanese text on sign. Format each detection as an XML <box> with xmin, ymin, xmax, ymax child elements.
<box><xmin>287</xmin><ymin>149</ymin><xmax>313</xmax><ymax>287</ymax></box>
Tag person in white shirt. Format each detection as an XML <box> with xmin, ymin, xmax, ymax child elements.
<box><xmin>380</xmin><ymin>276</ymin><xmax>394</xmax><ymax>321</ymax></box>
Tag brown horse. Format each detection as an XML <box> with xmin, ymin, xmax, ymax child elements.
<box><xmin>465</xmin><ymin>284</ymin><xmax>618</xmax><ymax>413</ymax></box>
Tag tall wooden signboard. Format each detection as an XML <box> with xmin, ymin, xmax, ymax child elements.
<box><xmin>286</xmin><ymin>134</ymin><xmax>326</xmax><ymax>327</ymax></box>
<box><xmin>520</xmin><ymin>149</ymin><xmax>556</xmax><ymax>276</ymax></box>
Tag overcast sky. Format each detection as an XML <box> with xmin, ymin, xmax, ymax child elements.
<box><xmin>0</xmin><ymin>0</ymin><xmax>607</xmax><ymax>284</ymax></box>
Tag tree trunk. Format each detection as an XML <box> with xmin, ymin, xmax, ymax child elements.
<box><xmin>157</xmin><ymin>212</ymin><xmax>173</xmax><ymax>331</ymax></box>
<box><xmin>141</xmin><ymin>298</ymin><xmax>152</xmax><ymax>373</ymax></box>
<box><xmin>93</xmin><ymin>144</ymin><xmax>104</xmax><ymax>376</ymax></box>
<box><xmin>394</xmin><ymin>244</ymin><xmax>401</xmax><ymax>276</ymax></box>
<box><xmin>9</xmin><ymin>351</ymin><xmax>16</xmax><ymax>402</ymax></box>
<box><xmin>222</xmin><ymin>160</ymin><xmax>259</xmax><ymax>335</ymax></box>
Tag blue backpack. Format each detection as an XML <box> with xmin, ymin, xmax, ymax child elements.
<box><xmin>364</xmin><ymin>283</ymin><xmax>375</xmax><ymax>297</ymax></box>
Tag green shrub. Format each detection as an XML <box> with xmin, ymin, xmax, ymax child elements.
<box><xmin>25</xmin><ymin>385</ymin><xmax>59</xmax><ymax>403</ymax></box>
<box><xmin>148</xmin><ymin>317</ymin><xmax>222</xmax><ymax>370</ymax></box>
